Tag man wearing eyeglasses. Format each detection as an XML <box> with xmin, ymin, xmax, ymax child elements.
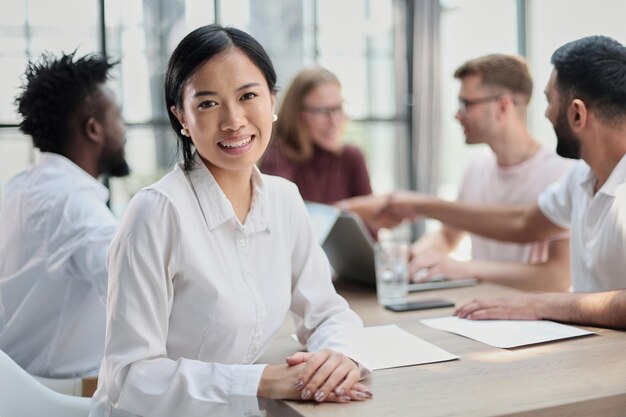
<box><xmin>363</xmin><ymin>36</ymin><xmax>626</xmax><ymax>329</ymax></box>
<box><xmin>409</xmin><ymin>54</ymin><xmax>572</xmax><ymax>291</ymax></box>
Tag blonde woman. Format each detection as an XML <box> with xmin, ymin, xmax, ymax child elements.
<box><xmin>260</xmin><ymin>67</ymin><xmax>372</xmax><ymax>204</ymax></box>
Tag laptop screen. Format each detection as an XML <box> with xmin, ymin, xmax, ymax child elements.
<box><xmin>304</xmin><ymin>201</ymin><xmax>341</xmax><ymax>245</ymax></box>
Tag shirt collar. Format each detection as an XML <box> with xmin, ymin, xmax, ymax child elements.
<box><xmin>579</xmin><ymin>152</ymin><xmax>626</xmax><ymax>197</ymax></box>
<box><xmin>599</xmin><ymin>152</ymin><xmax>626</xmax><ymax>197</ymax></box>
<box><xmin>39</xmin><ymin>152</ymin><xmax>110</xmax><ymax>202</ymax></box>
<box><xmin>247</xmin><ymin>165</ymin><xmax>271</xmax><ymax>234</ymax></box>
<box><xmin>184</xmin><ymin>152</ymin><xmax>270</xmax><ymax>234</ymax></box>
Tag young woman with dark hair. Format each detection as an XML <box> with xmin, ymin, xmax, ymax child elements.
<box><xmin>90</xmin><ymin>24</ymin><xmax>371</xmax><ymax>417</ymax></box>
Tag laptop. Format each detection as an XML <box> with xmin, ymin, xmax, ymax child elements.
<box><xmin>305</xmin><ymin>202</ymin><xmax>478</xmax><ymax>292</ymax></box>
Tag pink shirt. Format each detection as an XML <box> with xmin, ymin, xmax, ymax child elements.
<box><xmin>458</xmin><ymin>146</ymin><xmax>573</xmax><ymax>264</ymax></box>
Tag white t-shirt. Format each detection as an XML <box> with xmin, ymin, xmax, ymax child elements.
<box><xmin>0</xmin><ymin>153</ymin><xmax>115</xmax><ymax>378</ymax></box>
<box><xmin>90</xmin><ymin>154</ymin><xmax>365</xmax><ymax>417</ymax></box>
<box><xmin>538</xmin><ymin>154</ymin><xmax>626</xmax><ymax>292</ymax></box>
<box><xmin>458</xmin><ymin>146</ymin><xmax>572</xmax><ymax>263</ymax></box>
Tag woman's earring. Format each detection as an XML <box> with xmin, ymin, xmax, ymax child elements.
<box><xmin>272</xmin><ymin>113</ymin><xmax>278</xmax><ymax>122</ymax></box>
<box><xmin>180</xmin><ymin>127</ymin><xmax>190</xmax><ymax>137</ymax></box>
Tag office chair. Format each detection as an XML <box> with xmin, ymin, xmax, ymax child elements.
<box><xmin>0</xmin><ymin>350</ymin><xmax>92</xmax><ymax>417</ymax></box>
<box><xmin>34</xmin><ymin>375</ymin><xmax>98</xmax><ymax>397</ymax></box>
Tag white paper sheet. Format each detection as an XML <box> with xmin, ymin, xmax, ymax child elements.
<box><xmin>421</xmin><ymin>316</ymin><xmax>594</xmax><ymax>348</ymax></box>
<box><xmin>321</xmin><ymin>324</ymin><xmax>458</xmax><ymax>370</ymax></box>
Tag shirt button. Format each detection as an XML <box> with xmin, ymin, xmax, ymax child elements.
<box><xmin>239</xmin><ymin>238</ymin><xmax>247</xmax><ymax>247</ymax></box>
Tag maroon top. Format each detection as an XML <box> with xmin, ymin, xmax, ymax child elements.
<box><xmin>260</xmin><ymin>143</ymin><xmax>372</xmax><ymax>204</ymax></box>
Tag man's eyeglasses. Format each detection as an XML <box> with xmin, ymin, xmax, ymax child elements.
<box><xmin>458</xmin><ymin>95</ymin><xmax>503</xmax><ymax>113</ymax></box>
<box><xmin>301</xmin><ymin>104</ymin><xmax>344</xmax><ymax>118</ymax></box>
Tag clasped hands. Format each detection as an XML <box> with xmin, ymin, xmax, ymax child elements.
<box><xmin>258</xmin><ymin>348</ymin><xmax>372</xmax><ymax>403</ymax></box>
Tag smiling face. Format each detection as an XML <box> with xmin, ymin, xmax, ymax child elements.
<box><xmin>454</xmin><ymin>74</ymin><xmax>498</xmax><ymax>145</ymax></box>
<box><xmin>171</xmin><ymin>48</ymin><xmax>276</xmax><ymax>178</ymax></box>
<box><xmin>300</xmin><ymin>82</ymin><xmax>345</xmax><ymax>152</ymax></box>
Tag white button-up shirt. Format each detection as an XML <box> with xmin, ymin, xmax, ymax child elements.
<box><xmin>0</xmin><ymin>153</ymin><xmax>115</xmax><ymax>377</ymax></box>
<box><xmin>90</xmin><ymin>154</ymin><xmax>364</xmax><ymax>417</ymax></box>
<box><xmin>538</xmin><ymin>154</ymin><xmax>626</xmax><ymax>292</ymax></box>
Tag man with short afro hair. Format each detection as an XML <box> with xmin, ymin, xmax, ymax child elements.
<box><xmin>0</xmin><ymin>51</ymin><xmax>129</xmax><ymax>377</ymax></box>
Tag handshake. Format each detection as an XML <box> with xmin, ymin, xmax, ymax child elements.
<box><xmin>336</xmin><ymin>192</ymin><xmax>476</xmax><ymax>283</ymax></box>
<box><xmin>336</xmin><ymin>191</ymin><xmax>432</xmax><ymax>231</ymax></box>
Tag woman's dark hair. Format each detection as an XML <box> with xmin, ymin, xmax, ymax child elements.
<box><xmin>551</xmin><ymin>35</ymin><xmax>626</xmax><ymax>123</ymax></box>
<box><xmin>15</xmin><ymin>51</ymin><xmax>116</xmax><ymax>154</ymax></box>
<box><xmin>165</xmin><ymin>24</ymin><xmax>277</xmax><ymax>171</ymax></box>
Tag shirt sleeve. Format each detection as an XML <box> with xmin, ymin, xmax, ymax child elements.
<box><xmin>286</xmin><ymin>184</ymin><xmax>370</xmax><ymax>369</ymax></box>
<box><xmin>538</xmin><ymin>163</ymin><xmax>579</xmax><ymax>229</ymax></box>
<box><xmin>47</xmin><ymin>186</ymin><xmax>117</xmax><ymax>303</ymax></box>
<box><xmin>99</xmin><ymin>190</ymin><xmax>266</xmax><ymax>416</ymax></box>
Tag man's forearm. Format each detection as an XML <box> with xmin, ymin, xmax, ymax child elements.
<box><xmin>397</xmin><ymin>194</ymin><xmax>549</xmax><ymax>243</ymax></box>
<box><xmin>464</xmin><ymin>260</ymin><xmax>570</xmax><ymax>292</ymax></box>
<box><xmin>540</xmin><ymin>291</ymin><xmax>626</xmax><ymax>330</ymax></box>
<box><xmin>465</xmin><ymin>238</ymin><xmax>570</xmax><ymax>291</ymax></box>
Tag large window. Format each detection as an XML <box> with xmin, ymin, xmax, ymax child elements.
<box><xmin>0</xmin><ymin>0</ymin><xmax>401</xmax><ymax>213</ymax></box>
<box><xmin>438</xmin><ymin>0</ymin><xmax>517</xmax><ymax>199</ymax></box>
<box><xmin>0</xmin><ymin>0</ymin><xmax>100</xmax><ymax>194</ymax></box>
<box><xmin>435</xmin><ymin>0</ymin><xmax>626</xmax><ymax>256</ymax></box>
<box><xmin>435</xmin><ymin>0</ymin><xmax>517</xmax><ymax>255</ymax></box>
<box><xmin>438</xmin><ymin>0</ymin><xmax>626</xmax><ymax>200</ymax></box>
<box><xmin>526</xmin><ymin>0</ymin><xmax>626</xmax><ymax>153</ymax></box>
<box><xmin>7</xmin><ymin>1</ymin><xmax>625</xmax><ymax>216</ymax></box>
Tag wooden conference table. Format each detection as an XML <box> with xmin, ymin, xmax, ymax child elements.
<box><xmin>258</xmin><ymin>281</ymin><xmax>626</xmax><ymax>417</ymax></box>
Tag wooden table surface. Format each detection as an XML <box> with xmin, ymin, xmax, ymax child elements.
<box><xmin>259</xmin><ymin>281</ymin><xmax>626</xmax><ymax>417</ymax></box>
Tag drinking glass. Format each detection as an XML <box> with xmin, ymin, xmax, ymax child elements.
<box><xmin>374</xmin><ymin>241</ymin><xmax>409</xmax><ymax>305</ymax></box>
